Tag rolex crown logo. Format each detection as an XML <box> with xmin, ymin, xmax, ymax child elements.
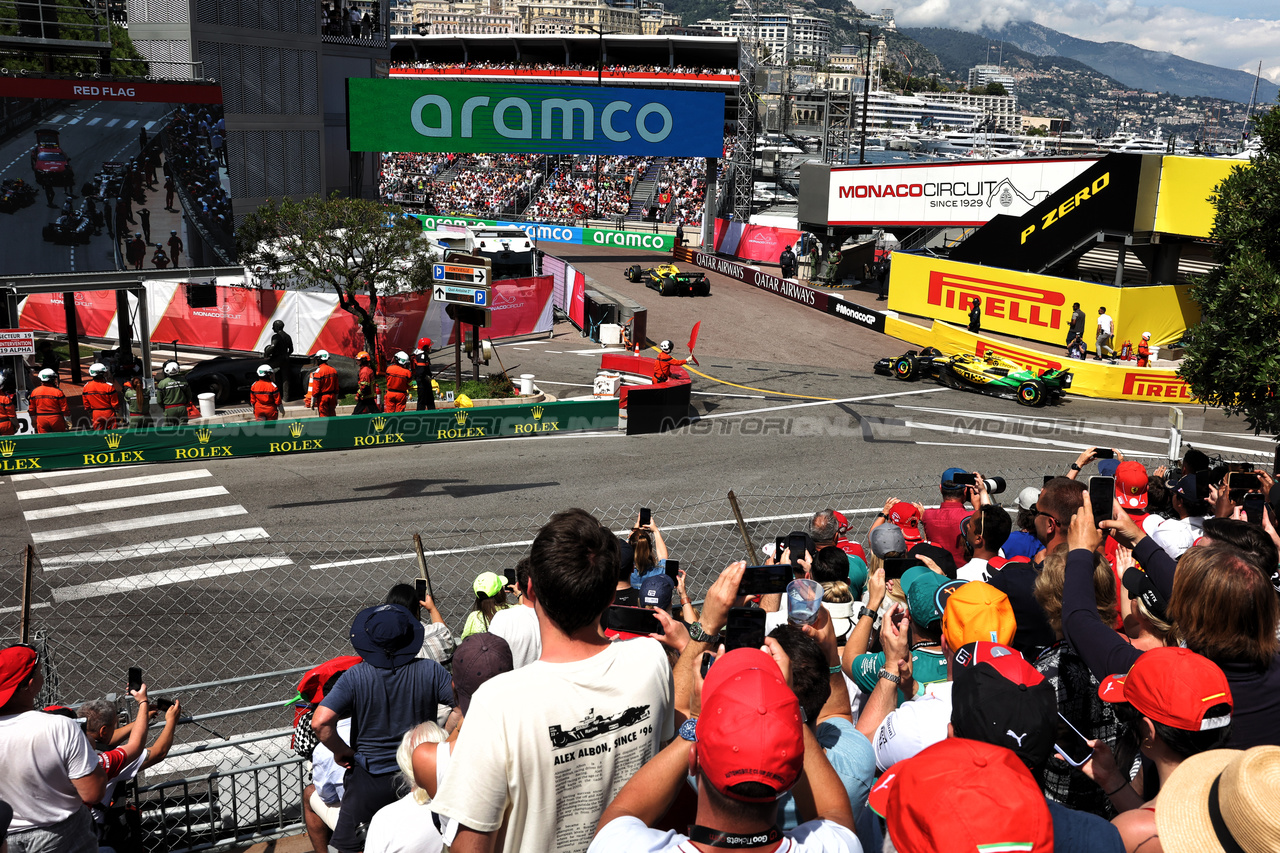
<box><xmin>372</xmin><ymin>416</ymin><xmax>388</xmax><ymax>432</ymax></box>
<box><xmin>0</xmin><ymin>440</ymin><xmax>15</xmax><ymax>458</ymax></box>
<box><xmin>104</xmin><ymin>433</ymin><xmax>123</xmax><ymax>450</ymax></box>
<box><xmin>532</xmin><ymin>406</ymin><xmax>544</xmax><ymax>420</ymax></box>
<box><xmin>454</xmin><ymin>410</ymin><xmax>469</xmax><ymax>426</ymax></box>
<box><xmin>196</xmin><ymin>427</ymin><xmax>212</xmax><ymax>444</ymax></box>
<box><xmin>288</xmin><ymin>421</ymin><xmax>305</xmax><ymax>438</ymax></box>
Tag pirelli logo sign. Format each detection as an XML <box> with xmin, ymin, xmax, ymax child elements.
<box><xmin>1121</xmin><ymin>371</ymin><xmax>1194</xmax><ymax>400</ymax></box>
<box><xmin>927</xmin><ymin>271</ymin><xmax>1065</xmax><ymax>330</ymax></box>
<box><xmin>974</xmin><ymin>341</ymin><xmax>1063</xmax><ymax>374</ymax></box>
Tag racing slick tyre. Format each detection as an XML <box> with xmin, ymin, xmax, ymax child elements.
<box><xmin>892</xmin><ymin>355</ymin><xmax>919</xmax><ymax>381</ymax></box>
<box><xmin>626</xmin><ymin>265</ymin><xmax>642</xmax><ymax>283</ymax></box>
<box><xmin>694</xmin><ymin>278</ymin><xmax>710</xmax><ymax>296</ymax></box>
<box><xmin>659</xmin><ymin>276</ymin><xmax>677</xmax><ymax>296</ymax></box>
<box><xmin>41</xmin><ymin>224</ymin><xmax>55</xmax><ymax>242</ymax></box>
<box><xmin>1016</xmin><ymin>379</ymin><xmax>1047</xmax><ymax>407</ymax></box>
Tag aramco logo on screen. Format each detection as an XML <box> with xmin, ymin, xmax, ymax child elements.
<box><xmin>411</xmin><ymin>95</ymin><xmax>675</xmax><ymax>144</ymax></box>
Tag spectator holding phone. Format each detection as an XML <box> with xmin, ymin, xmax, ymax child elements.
<box><xmin>488</xmin><ymin>558</ymin><xmax>541</xmax><ymax>669</ymax></box>
<box><xmin>628</xmin><ymin>512</ymin><xmax>670</xmax><ymax>588</ymax></box>
<box><xmin>384</xmin><ymin>585</ymin><xmax>454</xmax><ymax>667</ymax></box>
<box><xmin>461</xmin><ymin>573</ymin><xmax>510</xmax><ymax>640</ymax></box>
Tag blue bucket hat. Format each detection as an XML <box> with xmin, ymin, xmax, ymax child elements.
<box><xmin>349</xmin><ymin>604</ymin><xmax>423</xmax><ymax>669</ymax></box>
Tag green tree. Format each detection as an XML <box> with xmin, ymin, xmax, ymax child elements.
<box><xmin>1180</xmin><ymin>102</ymin><xmax>1280</xmax><ymax>434</ymax></box>
<box><xmin>983</xmin><ymin>82</ymin><xmax>1008</xmax><ymax>96</ymax></box>
<box><xmin>237</xmin><ymin>194</ymin><xmax>438</xmax><ymax>360</ymax></box>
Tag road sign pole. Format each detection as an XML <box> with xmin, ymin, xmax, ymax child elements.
<box><xmin>472</xmin><ymin>323</ymin><xmax>480</xmax><ymax>383</ymax></box>
<box><xmin>454</xmin><ymin>334</ymin><xmax>462</xmax><ymax>400</ymax></box>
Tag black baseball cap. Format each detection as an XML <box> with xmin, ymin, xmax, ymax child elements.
<box><xmin>1122</xmin><ymin>567</ymin><xmax>1169</xmax><ymax>622</ymax></box>
<box><xmin>951</xmin><ymin>657</ymin><xmax>1057</xmax><ymax>772</ymax></box>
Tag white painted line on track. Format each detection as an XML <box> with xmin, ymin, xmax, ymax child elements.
<box><xmin>23</xmin><ymin>486</ymin><xmax>230</xmax><ymax>521</ymax></box>
<box><xmin>86</xmin><ymin>117</ymin><xmax>101</xmax><ymax>126</ymax></box>
<box><xmin>696</xmin><ymin>387</ymin><xmax>948</xmax><ymax>420</ymax></box>
<box><xmin>41</xmin><ymin>528</ymin><xmax>272</xmax><ymax>569</ymax></box>
<box><xmin>0</xmin><ymin>602</ymin><xmax>50</xmax><ymax>615</ymax></box>
<box><xmin>912</xmin><ymin>441</ymin><xmax>1165</xmax><ymax>458</ymax></box>
<box><xmin>9</xmin><ymin>464</ymin><xmax>158</xmax><ymax>482</ymax></box>
<box><xmin>32</xmin><ymin>505</ymin><xmax>248</xmax><ymax>542</ymax></box>
<box><xmin>52</xmin><ymin>556</ymin><xmax>294</xmax><ymax>602</ymax></box>
<box><xmin>106</xmin><ymin>119</ymin><xmax>119</xmax><ymax>127</ymax></box>
<box><xmin>124</xmin><ymin>120</ymin><xmax>138</xmax><ymax>128</ymax></box>
<box><xmin>17</xmin><ymin>469</ymin><xmax>212</xmax><ymax>500</ymax></box>
<box><xmin>536</xmin><ymin>379</ymin><xmax>764</xmax><ymax>399</ymax></box>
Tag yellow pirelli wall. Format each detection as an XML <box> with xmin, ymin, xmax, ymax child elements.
<box><xmin>888</xmin><ymin>253</ymin><xmax>1199</xmax><ymax>349</ymax></box>
<box><xmin>881</xmin><ymin>317</ymin><xmax>1196</xmax><ymax>402</ymax></box>
<box><xmin>1153</xmin><ymin>156</ymin><xmax>1240</xmax><ymax>239</ymax></box>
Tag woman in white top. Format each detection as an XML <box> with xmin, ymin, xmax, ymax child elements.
<box><xmin>363</xmin><ymin>722</ymin><xmax>447</xmax><ymax>853</ymax></box>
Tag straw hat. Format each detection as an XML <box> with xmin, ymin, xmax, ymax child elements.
<box><xmin>1156</xmin><ymin>746</ymin><xmax>1280</xmax><ymax>853</ymax></box>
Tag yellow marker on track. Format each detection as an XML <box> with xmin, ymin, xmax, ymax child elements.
<box><xmin>643</xmin><ymin>344</ymin><xmax>833</xmax><ymax>401</ymax></box>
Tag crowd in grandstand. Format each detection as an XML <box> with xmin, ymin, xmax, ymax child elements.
<box><xmin>523</xmin><ymin>155</ymin><xmax>648</xmax><ymax>222</ymax></box>
<box><xmin>421</xmin><ymin>154</ymin><xmax>545</xmax><ymax>217</ymax></box>
<box><xmin>163</xmin><ymin>106</ymin><xmax>233</xmax><ymax>238</ymax></box>
<box><xmin>655</xmin><ymin>157</ymin><xmax>706</xmax><ymax>225</ymax></box>
<box><xmin>391</xmin><ymin>60</ymin><xmax>738</xmax><ymax>76</ymax></box>
<box><xmin>379</xmin><ymin>152</ymin><xmax>460</xmax><ymax>206</ymax></box>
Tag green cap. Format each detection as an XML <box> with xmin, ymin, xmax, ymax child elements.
<box><xmin>473</xmin><ymin>571</ymin><xmax>504</xmax><ymax>598</ymax></box>
<box><xmin>904</xmin><ymin>570</ymin><xmax>949</xmax><ymax>630</ymax></box>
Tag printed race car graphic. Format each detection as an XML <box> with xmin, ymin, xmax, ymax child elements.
<box><xmin>874</xmin><ymin>346</ymin><xmax>1072</xmax><ymax>407</ymax></box>
<box><xmin>623</xmin><ymin>263</ymin><xmax>710</xmax><ymax>297</ymax></box>
<box><xmin>548</xmin><ymin>705</ymin><xmax>651</xmax><ymax>749</ymax></box>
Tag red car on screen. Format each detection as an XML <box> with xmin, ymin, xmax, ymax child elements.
<box><xmin>31</xmin><ymin>129</ymin><xmax>74</xmax><ymax>187</ymax></box>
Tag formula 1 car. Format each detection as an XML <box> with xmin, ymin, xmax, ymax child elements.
<box><xmin>874</xmin><ymin>346</ymin><xmax>1073</xmax><ymax>407</ymax></box>
<box><xmin>0</xmin><ymin>178</ymin><xmax>38</xmax><ymax>213</ymax></box>
<box><xmin>623</xmin><ymin>263</ymin><xmax>710</xmax><ymax>296</ymax></box>
<box><xmin>41</xmin><ymin>206</ymin><xmax>93</xmax><ymax>245</ymax></box>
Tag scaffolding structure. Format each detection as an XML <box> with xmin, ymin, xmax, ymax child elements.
<box><xmin>722</xmin><ymin>0</ymin><xmax>758</xmax><ymax>221</ymax></box>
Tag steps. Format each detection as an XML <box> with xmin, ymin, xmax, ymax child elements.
<box><xmin>626</xmin><ymin>158</ymin><xmax>667</xmax><ymax>220</ymax></box>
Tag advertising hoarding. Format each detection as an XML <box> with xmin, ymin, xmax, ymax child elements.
<box><xmin>347</xmin><ymin>79</ymin><xmax>725</xmax><ymax>157</ymax></box>
<box><xmin>0</xmin><ymin>76</ymin><xmax>231</xmax><ymax>277</ymax></box>
<box><xmin>821</xmin><ymin>158</ymin><xmax>1098</xmax><ymax>227</ymax></box>
<box><xmin>413</xmin><ymin>213</ymin><xmax>676</xmax><ymax>252</ymax></box>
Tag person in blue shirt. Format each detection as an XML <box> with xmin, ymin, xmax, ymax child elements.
<box><xmin>628</xmin><ymin>515</ymin><xmax>671</xmax><ymax>588</ymax></box>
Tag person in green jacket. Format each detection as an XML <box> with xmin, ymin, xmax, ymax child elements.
<box><xmin>461</xmin><ymin>572</ymin><xmax>511</xmax><ymax>640</ymax></box>
<box><xmin>156</xmin><ymin>360</ymin><xmax>192</xmax><ymax>425</ymax></box>
<box><xmin>124</xmin><ymin>375</ymin><xmax>149</xmax><ymax>428</ymax></box>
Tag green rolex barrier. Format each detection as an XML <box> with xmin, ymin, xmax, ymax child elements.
<box><xmin>0</xmin><ymin>399</ymin><xmax>619</xmax><ymax>473</ymax></box>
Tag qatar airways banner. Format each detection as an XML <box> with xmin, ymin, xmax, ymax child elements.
<box><xmin>823</xmin><ymin>158</ymin><xmax>1099</xmax><ymax>227</ymax></box>
<box><xmin>18</xmin><ymin>276</ymin><xmax>555</xmax><ymax>354</ymax></box>
<box><xmin>713</xmin><ymin>218</ymin><xmax>803</xmax><ymax>264</ymax></box>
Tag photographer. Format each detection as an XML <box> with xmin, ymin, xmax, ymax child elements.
<box><xmin>628</xmin><ymin>513</ymin><xmax>670</xmax><ymax>588</ymax></box>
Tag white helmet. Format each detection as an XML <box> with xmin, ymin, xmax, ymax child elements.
<box><xmin>257</xmin><ymin>364</ymin><xmax>274</xmax><ymax>378</ymax></box>
<box><xmin>659</xmin><ymin>340</ymin><xmax>673</xmax><ymax>354</ymax></box>
<box><xmin>88</xmin><ymin>362</ymin><xmax>108</xmax><ymax>377</ymax></box>
<box><xmin>162</xmin><ymin>360</ymin><xmax>180</xmax><ymax>377</ymax></box>
<box><xmin>38</xmin><ymin>368</ymin><xmax>56</xmax><ymax>382</ymax></box>
<box><xmin>315</xmin><ymin>350</ymin><xmax>330</xmax><ymax>362</ymax></box>
<box><xmin>394</xmin><ymin>350</ymin><xmax>410</xmax><ymax>366</ymax></box>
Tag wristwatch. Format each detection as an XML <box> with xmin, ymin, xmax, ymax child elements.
<box><xmin>1070</xmin><ymin>462</ymin><xmax>1081</xmax><ymax>471</ymax></box>
<box><xmin>687</xmin><ymin>621</ymin><xmax>720</xmax><ymax>644</ymax></box>
<box><xmin>877</xmin><ymin>668</ymin><xmax>901</xmax><ymax>684</ymax></box>
<box><xmin>679</xmin><ymin>718</ymin><xmax>698</xmax><ymax>742</ymax></box>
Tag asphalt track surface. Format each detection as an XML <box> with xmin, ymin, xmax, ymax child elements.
<box><xmin>0</xmin><ymin>99</ymin><xmax>171</xmax><ymax>276</ymax></box>
<box><xmin>0</xmin><ymin>242</ymin><xmax>1272</xmax><ymax>735</ymax></box>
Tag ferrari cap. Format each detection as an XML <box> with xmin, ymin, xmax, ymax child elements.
<box><xmin>1116</xmin><ymin>461</ymin><xmax>1150</xmax><ymax>510</ymax></box>
<box><xmin>1099</xmin><ymin>647</ymin><xmax>1232</xmax><ymax>733</ymax></box>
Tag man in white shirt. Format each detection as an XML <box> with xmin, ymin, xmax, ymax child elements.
<box><xmin>956</xmin><ymin>506</ymin><xmax>1013</xmax><ymax>583</ymax></box>
<box><xmin>431</xmin><ymin>509</ymin><xmax>674</xmax><ymax>853</ymax></box>
<box><xmin>487</xmin><ymin>558</ymin><xmax>541</xmax><ymax>668</ymax></box>
<box><xmin>1095</xmin><ymin>306</ymin><xmax>1116</xmax><ymax>361</ymax></box>
<box><xmin>0</xmin><ymin>644</ymin><xmax>105</xmax><ymax>853</ymax></box>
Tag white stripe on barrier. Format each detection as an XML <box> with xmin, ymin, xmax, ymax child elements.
<box><xmin>41</xmin><ymin>527</ymin><xmax>272</xmax><ymax>569</ymax></box>
<box><xmin>17</xmin><ymin>469</ymin><xmax>213</xmax><ymax>500</ymax></box>
<box><xmin>52</xmin><ymin>556</ymin><xmax>294</xmax><ymax>602</ymax></box>
<box><xmin>23</xmin><ymin>486</ymin><xmax>231</xmax><ymax>521</ymax></box>
<box><xmin>32</xmin><ymin>505</ymin><xmax>248</xmax><ymax>542</ymax></box>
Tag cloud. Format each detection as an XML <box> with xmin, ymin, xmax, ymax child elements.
<box><xmin>894</xmin><ymin>0</ymin><xmax>1280</xmax><ymax>84</ymax></box>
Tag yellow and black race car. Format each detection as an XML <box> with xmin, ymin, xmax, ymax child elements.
<box><xmin>874</xmin><ymin>346</ymin><xmax>1073</xmax><ymax>407</ymax></box>
<box><xmin>623</xmin><ymin>263</ymin><xmax>710</xmax><ymax>297</ymax></box>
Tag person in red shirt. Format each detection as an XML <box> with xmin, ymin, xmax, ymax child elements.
<box><xmin>81</xmin><ymin>362</ymin><xmax>122</xmax><ymax>430</ymax></box>
<box><xmin>0</xmin><ymin>368</ymin><xmax>18</xmax><ymax>435</ymax></box>
<box><xmin>249</xmin><ymin>364</ymin><xmax>282</xmax><ymax>421</ymax></box>
<box><xmin>384</xmin><ymin>351</ymin><xmax>413</xmax><ymax>413</ymax></box>
<box><xmin>652</xmin><ymin>340</ymin><xmax>687</xmax><ymax>384</ymax></box>
<box><xmin>305</xmin><ymin>350</ymin><xmax>339</xmax><ymax>417</ymax></box>
<box><xmin>28</xmin><ymin>368</ymin><xmax>69</xmax><ymax>433</ymax></box>
<box><xmin>920</xmin><ymin>467</ymin><xmax>976</xmax><ymax>567</ymax></box>
<box><xmin>1136</xmin><ymin>332</ymin><xmax>1151</xmax><ymax>367</ymax></box>
<box><xmin>352</xmin><ymin>351</ymin><xmax>379</xmax><ymax>416</ymax></box>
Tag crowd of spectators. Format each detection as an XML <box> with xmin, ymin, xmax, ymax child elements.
<box><xmin>163</xmin><ymin>106</ymin><xmax>232</xmax><ymax>239</ymax></box>
<box><xmin>379</xmin><ymin>153</ymin><xmax>459</xmax><ymax>207</ymax></box>
<box><xmin>523</xmin><ymin>155</ymin><xmax>648</xmax><ymax>222</ymax></box>
<box><xmin>653</xmin><ymin>157</ymin><xmax>706</xmax><ymax>225</ymax></box>
<box><xmin>420</xmin><ymin>154</ymin><xmax>544</xmax><ymax>217</ymax></box>
<box><xmin>9</xmin><ymin>444</ymin><xmax>1280</xmax><ymax>853</ymax></box>
<box><xmin>323</xmin><ymin>2</ymin><xmax>379</xmax><ymax>38</ymax></box>
<box><xmin>391</xmin><ymin>61</ymin><xmax>738</xmax><ymax>76</ymax></box>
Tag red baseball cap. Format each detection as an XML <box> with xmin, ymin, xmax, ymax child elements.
<box><xmin>868</xmin><ymin>738</ymin><xmax>1053</xmax><ymax>853</ymax></box>
<box><xmin>697</xmin><ymin>648</ymin><xmax>805</xmax><ymax>802</ymax></box>
<box><xmin>0</xmin><ymin>644</ymin><xmax>39</xmax><ymax>706</ymax></box>
<box><xmin>1098</xmin><ymin>647</ymin><xmax>1232</xmax><ymax>732</ymax></box>
<box><xmin>951</xmin><ymin>641</ymin><xmax>1042</xmax><ymax>686</ymax></box>
<box><xmin>888</xmin><ymin>502</ymin><xmax>925</xmax><ymax>542</ymax></box>
<box><xmin>1115</xmin><ymin>461</ymin><xmax>1149</xmax><ymax>510</ymax></box>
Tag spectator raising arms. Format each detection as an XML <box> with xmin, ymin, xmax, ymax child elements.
<box><xmin>461</xmin><ymin>573</ymin><xmax>510</xmax><ymax>640</ymax></box>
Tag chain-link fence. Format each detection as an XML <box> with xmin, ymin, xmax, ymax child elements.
<box><xmin>1</xmin><ymin>466</ymin><xmax>1059</xmax><ymax>851</ymax></box>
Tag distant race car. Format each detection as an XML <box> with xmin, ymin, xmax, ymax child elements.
<box><xmin>623</xmin><ymin>262</ymin><xmax>710</xmax><ymax>296</ymax></box>
<box><xmin>41</xmin><ymin>206</ymin><xmax>93</xmax><ymax>245</ymax></box>
<box><xmin>874</xmin><ymin>346</ymin><xmax>1073</xmax><ymax>407</ymax></box>
<box><xmin>30</xmin><ymin>129</ymin><xmax>74</xmax><ymax>187</ymax></box>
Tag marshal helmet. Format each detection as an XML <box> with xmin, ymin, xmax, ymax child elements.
<box><xmin>162</xmin><ymin>360</ymin><xmax>181</xmax><ymax>376</ymax></box>
<box><xmin>659</xmin><ymin>340</ymin><xmax>673</xmax><ymax>354</ymax></box>
<box><xmin>394</xmin><ymin>351</ymin><xmax>410</xmax><ymax>366</ymax></box>
<box><xmin>256</xmin><ymin>364</ymin><xmax>274</xmax><ymax>378</ymax></box>
<box><xmin>315</xmin><ymin>350</ymin><xmax>330</xmax><ymax>362</ymax></box>
<box><xmin>88</xmin><ymin>362</ymin><xmax>108</xmax><ymax>378</ymax></box>
<box><xmin>417</xmin><ymin>337</ymin><xmax>432</xmax><ymax>350</ymax></box>
<box><xmin>356</xmin><ymin>350</ymin><xmax>370</xmax><ymax>362</ymax></box>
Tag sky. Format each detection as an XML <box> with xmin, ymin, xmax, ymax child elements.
<box><xmin>894</xmin><ymin>0</ymin><xmax>1280</xmax><ymax>84</ymax></box>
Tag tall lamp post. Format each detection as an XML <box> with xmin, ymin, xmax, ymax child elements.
<box><xmin>581</xmin><ymin>23</ymin><xmax>620</xmax><ymax>221</ymax></box>
<box><xmin>857</xmin><ymin>29</ymin><xmax>876</xmax><ymax>165</ymax></box>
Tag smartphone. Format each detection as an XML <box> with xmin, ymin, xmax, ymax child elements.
<box><xmin>724</xmin><ymin>607</ymin><xmax>767</xmax><ymax>652</ymax></box>
<box><xmin>502</xmin><ymin>568</ymin><xmax>516</xmax><ymax>587</ymax></box>
<box><xmin>1094</xmin><ymin>448</ymin><xmax>1115</xmax><ymax>460</ymax></box>
<box><xmin>1088</xmin><ymin>476</ymin><xmax>1115</xmax><ymax>525</ymax></box>
<box><xmin>883</xmin><ymin>556</ymin><xmax>923</xmax><ymax>583</ymax></box>
<box><xmin>604</xmin><ymin>605</ymin><xmax>662</xmax><ymax>636</ymax></box>
<box><xmin>665</xmin><ymin>559</ymin><xmax>679</xmax><ymax>580</ymax></box>
<box><xmin>774</xmin><ymin>536</ymin><xmax>787</xmax><ymax>558</ymax></box>
<box><xmin>1044</xmin><ymin>474</ymin><xmax>1056</xmax><ymax>486</ymax></box>
<box><xmin>952</xmin><ymin>472</ymin><xmax>977</xmax><ymax>486</ymax></box>
<box><xmin>639</xmin><ymin>508</ymin><xmax>651</xmax><ymax>527</ymax></box>
<box><xmin>415</xmin><ymin>578</ymin><xmax>427</xmax><ymax>599</ymax></box>
<box><xmin>1244</xmin><ymin>493</ymin><xmax>1265</xmax><ymax>525</ymax></box>
<box><xmin>738</xmin><ymin>563</ymin><xmax>791</xmax><ymax>595</ymax></box>
<box><xmin>128</xmin><ymin>667</ymin><xmax>142</xmax><ymax>692</ymax></box>
<box><xmin>1055</xmin><ymin>713</ymin><xmax>1093</xmax><ymax>767</ymax></box>
<box><xmin>700</xmin><ymin>651</ymin><xmax>715</xmax><ymax>679</ymax></box>
<box><xmin>1193</xmin><ymin>469</ymin><xmax>1213</xmax><ymax>501</ymax></box>
<box><xmin>786</xmin><ymin>533</ymin><xmax>810</xmax><ymax>561</ymax></box>
<box><xmin>1229</xmin><ymin>471</ymin><xmax>1261</xmax><ymax>493</ymax></box>
<box><xmin>613</xmin><ymin>588</ymin><xmax>639</xmax><ymax>607</ymax></box>
<box><xmin>155</xmin><ymin>697</ymin><xmax>175</xmax><ymax>712</ymax></box>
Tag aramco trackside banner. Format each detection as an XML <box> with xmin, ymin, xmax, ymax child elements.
<box><xmin>346</xmin><ymin>79</ymin><xmax>725</xmax><ymax>157</ymax></box>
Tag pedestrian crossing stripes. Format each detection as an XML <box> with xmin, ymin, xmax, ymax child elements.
<box><xmin>52</xmin><ymin>556</ymin><xmax>295</xmax><ymax>602</ymax></box>
<box><xmin>22</xmin><ymin>486</ymin><xmax>231</xmax><ymax>521</ymax></box>
<box><xmin>41</xmin><ymin>528</ymin><xmax>271</xmax><ymax>570</ymax></box>
<box><xmin>32</xmin><ymin>504</ymin><xmax>249</xmax><ymax>542</ymax></box>
<box><xmin>16</xmin><ymin>468</ymin><xmax>213</xmax><ymax>499</ymax></box>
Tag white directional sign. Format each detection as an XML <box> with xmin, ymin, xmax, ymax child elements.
<box><xmin>0</xmin><ymin>329</ymin><xmax>35</xmax><ymax>357</ymax></box>
<box><xmin>432</xmin><ymin>262</ymin><xmax>488</xmax><ymax>286</ymax></box>
<box><xmin>432</xmin><ymin>284</ymin><xmax>489</xmax><ymax>306</ymax></box>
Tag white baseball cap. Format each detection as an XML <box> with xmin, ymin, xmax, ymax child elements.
<box><xmin>1015</xmin><ymin>486</ymin><xmax>1041</xmax><ymax>511</ymax></box>
<box><xmin>872</xmin><ymin>682</ymin><xmax>953</xmax><ymax>771</ymax></box>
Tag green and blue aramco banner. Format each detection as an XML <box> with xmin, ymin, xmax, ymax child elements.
<box><xmin>0</xmin><ymin>400</ymin><xmax>618</xmax><ymax>473</ymax></box>
<box><xmin>347</xmin><ymin>79</ymin><xmax>726</xmax><ymax>157</ymax></box>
